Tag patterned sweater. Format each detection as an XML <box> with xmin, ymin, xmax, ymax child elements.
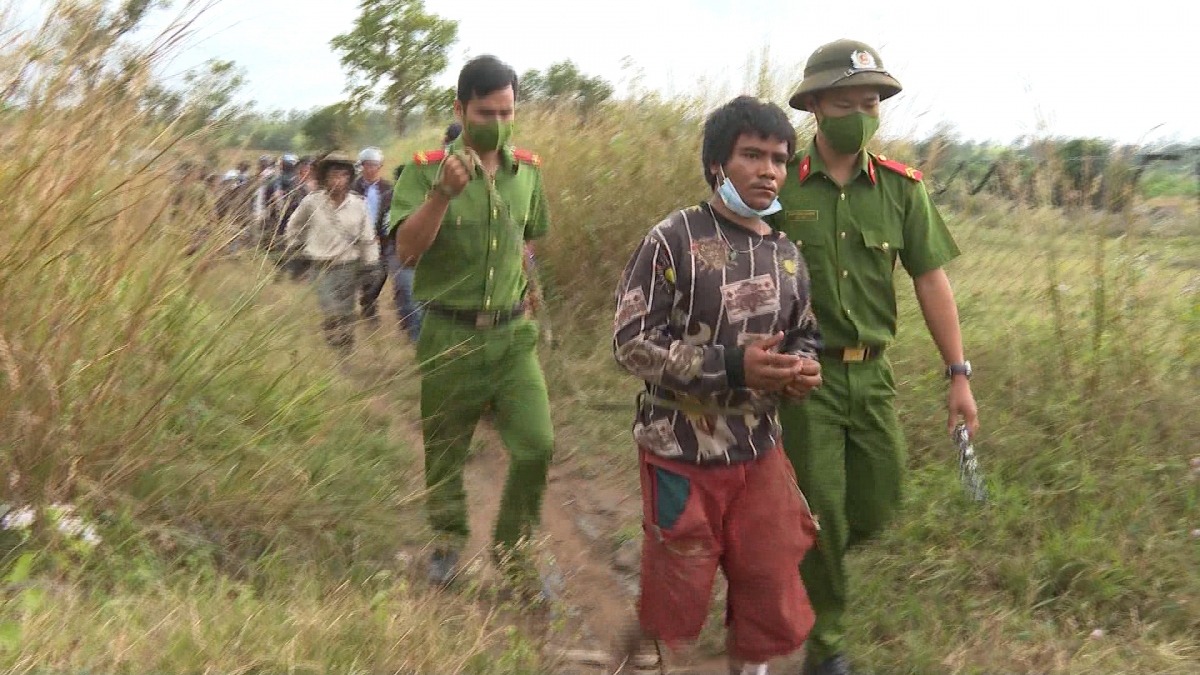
<box><xmin>613</xmin><ymin>203</ymin><xmax>822</xmax><ymax>465</ymax></box>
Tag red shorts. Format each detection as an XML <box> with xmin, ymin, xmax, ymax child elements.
<box><xmin>637</xmin><ymin>445</ymin><xmax>818</xmax><ymax>663</ymax></box>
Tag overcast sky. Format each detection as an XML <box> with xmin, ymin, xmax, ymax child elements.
<box><xmin>24</xmin><ymin>0</ymin><xmax>1200</xmax><ymax>144</ymax></box>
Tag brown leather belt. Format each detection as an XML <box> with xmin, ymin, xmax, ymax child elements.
<box><xmin>426</xmin><ymin>302</ymin><xmax>523</xmax><ymax>329</ymax></box>
<box><xmin>820</xmin><ymin>345</ymin><xmax>885</xmax><ymax>362</ymax></box>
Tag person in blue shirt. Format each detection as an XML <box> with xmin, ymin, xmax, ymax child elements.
<box><xmin>353</xmin><ymin>146</ymin><xmax>424</xmax><ymax>340</ymax></box>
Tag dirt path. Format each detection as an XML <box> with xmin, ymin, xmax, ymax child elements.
<box><xmin>245</xmin><ymin>265</ymin><xmax>746</xmax><ymax>670</ymax></box>
<box><xmin>344</xmin><ymin>314</ymin><xmax>780</xmax><ymax>674</ymax></box>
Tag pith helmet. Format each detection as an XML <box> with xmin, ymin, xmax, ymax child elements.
<box><xmin>314</xmin><ymin>151</ymin><xmax>355</xmax><ymax>182</ymax></box>
<box><xmin>788</xmin><ymin>39</ymin><xmax>903</xmax><ymax>111</ymax></box>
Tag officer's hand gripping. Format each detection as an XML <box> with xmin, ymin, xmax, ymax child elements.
<box><xmin>434</xmin><ymin>152</ymin><xmax>472</xmax><ymax>200</ymax></box>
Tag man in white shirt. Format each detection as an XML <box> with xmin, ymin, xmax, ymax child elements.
<box><xmin>284</xmin><ymin>151</ymin><xmax>382</xmax><ymax>355</ymax></box>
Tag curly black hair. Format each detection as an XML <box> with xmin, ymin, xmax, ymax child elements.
<box><xmin>701</xmin><ymin>95</ymin><xmax>796</xmax><ymax>190</ymax></box>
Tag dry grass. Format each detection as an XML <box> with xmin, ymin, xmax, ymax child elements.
<box><xmin>1</xmin><ymin>2</ymin><xmax>1198</xmax><ymax>673</ymax></box>
<box><xmin>0</xmin><ymin>3</ymin><xmax>544</xmax><ymax>671</ymax></box>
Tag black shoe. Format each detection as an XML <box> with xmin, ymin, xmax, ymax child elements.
<box><xmin>428</xmin><ymin>548</ymin><xmax>460</xmax><ymax>587</ymax></box>
<box><xmin>802</xmin><ymin>654</ymin><xmax>851</xmax><ymax>675</ymax></box>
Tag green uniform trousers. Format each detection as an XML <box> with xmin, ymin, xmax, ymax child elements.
<box><xmin>416</xmin><ymin>313</ymin><xmax>555</xmax><ymax>552</ymax></box>
<box><xmin>779</xmin><ymin>356</ymin><xmax>906</xmax><ymax>663</ymax></box>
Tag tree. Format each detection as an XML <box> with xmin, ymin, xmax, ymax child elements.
<box><xmin>330</xmin><ymin>0</ymin><xmax>458</xmax><ymax>134</ymax></box>
<box><xmin>421</xmin><ymin>85</ymin><xmax>456</xmax><ymax>123</ymax></box>
<box><xmin>178</xmin><ymin>59</ymin><xmax>250</xmax><ymax>135</ymax></box>
<box><xmin>521</xmin><ymin>60</ymin><xmax>613</xmax><ymax>113</ymax></box>
<box><xmin>140</xmin><ymin>82</ymin><xmax>183</xmax><ymax>123</ymax></box>
<box><xmin>302</xmin><ymin>103</ymin><xmax>361</xmax><ymax>151</ymax></box>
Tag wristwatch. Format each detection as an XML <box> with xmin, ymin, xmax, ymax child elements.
<box><xmin>945</xmin><ymin>361</ymin><xmax>972</xmax><ymax>380</ymax></box>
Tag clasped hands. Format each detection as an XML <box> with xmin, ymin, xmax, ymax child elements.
<box><xmin>743</xmin><ymin>332</ymin><xmax>821</xmax><ymax>400</ymax></box>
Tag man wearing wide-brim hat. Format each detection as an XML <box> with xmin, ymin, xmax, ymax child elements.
<box><xmin>284</xmin><ymin>151</ymin><xmax>383</xmax><ymax>356</ymax></box>
<box><xmin>770</xmin><ymin>39</ymin><xmax>980</xmax><ymax>675</ymax></box>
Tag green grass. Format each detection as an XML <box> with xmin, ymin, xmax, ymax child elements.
<box><xmin>497</xmin><ymin>96</ymin><xmax>1199</xmax><ymax>673</ymax></box>
<box><xmin>0</xmin><ymin>6</ymin><xmax>549</xmax><ymax>672</ymax></box>
<box><xmin>3</xmin><ymin>3</ymin><xmax>1199</xmax><ymax>673</ymax></box>
<box><xmin>534</xmin><ymin>195</ymin><xmax>1200</xmax><ymax>672</ymax></box>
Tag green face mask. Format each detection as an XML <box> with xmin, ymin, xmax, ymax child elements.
<box><xmin>818</xmin><ymin>111</ymin><xmax>880</xmax><ymax>155</ymax></box>
<box><xmin>463</xmin><ymin>119</ymin><xmax>515</xmax><ymax>151</ymax></box>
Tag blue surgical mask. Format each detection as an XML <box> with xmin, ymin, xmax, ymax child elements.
<box><xmin>716</xmin><ymin>168</ymin><xmax>782</xmax><ymax>218</ymax></box>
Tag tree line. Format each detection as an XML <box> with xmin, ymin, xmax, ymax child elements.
<box><xmin>134</xmin><ymin>0</ymin><xmax>616</xmax><ymax>155</ymax></box>
<box><xmin>125</xmin><ymin>0</ymin><xmax>1198</xmax><ymax>204</ymax></box>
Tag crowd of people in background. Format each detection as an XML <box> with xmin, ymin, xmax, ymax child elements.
<box><xmin>174</xmin><ymin>122</ymin><xmax>495</xmax><ymax>354</ymax></box>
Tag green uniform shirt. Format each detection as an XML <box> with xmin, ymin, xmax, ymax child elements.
<box><xmin>389</xmin><ymin>138</ymin><xmax>551</xmax><ymax>311</ymax></box>
<box><xmin>770</xmin><ymin>142</ymin><xmax>960</xmax><ymax>349</ymax></box>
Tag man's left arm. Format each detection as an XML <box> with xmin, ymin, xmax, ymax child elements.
<box><xmin>522</xmin><ymin>172</ymin><xmax>550</xmax><ymax>316</ymax></box>
<box><xmin>524</xmin><ymin>171</ymin><xmax>550</xmax><ymax>241</ymax></box>
<box><xmin>901</xmin><ymin>182</ymin><xmax>979</xmax><ymax>437</ymax></box>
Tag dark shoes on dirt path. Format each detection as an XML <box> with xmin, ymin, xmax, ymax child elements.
<box><xmin>802</xmin><ymin>654</ymin><xmax>852</xmax><ymax>675</ymax></box>
<box><xmin>427</xmin><ymin>548</ymin><xmax>461</xmax><ymax>587</ymax></box>
<box><xmin>427</xmin><ymin>544</ymin><xmax>561</xmax><ymax>606</ymax></box>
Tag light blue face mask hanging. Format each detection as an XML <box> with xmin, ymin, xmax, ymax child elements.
<box><xmin>716</xmin><ymin>168</ymin><xmax>782</xmax><ymax>218</ymax></box>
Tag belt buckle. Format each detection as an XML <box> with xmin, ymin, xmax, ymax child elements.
<box><xmin>474</xmin><ymin>311</ymin><xmax>497</xmax><ymax>329</ymax></box>
<box><xmin>842</xmin><ymin>346</ymin><xmax>867</xmax><ymax>362</ymax></box>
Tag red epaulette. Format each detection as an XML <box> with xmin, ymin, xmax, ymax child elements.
<box><xmin>874</xmin><ymin>154</ymin><xmax>923</xmax><ymax>181</ymax></box>
<box><xmin>512</xmin><ymin>148</ymin><xmax>542</xmax><ymax>166</ymax></box>
<box><xmin>412</xmin><ymin>149</ymin><xmax>446</xmax><ymax>165</ymax></box>
<box><xmin>797</xmin><ymin>155</ymin><xmax>812</xmax><ymax>183</ymax></box>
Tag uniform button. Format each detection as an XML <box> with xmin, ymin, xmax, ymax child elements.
<box><xmin>491</xmin><ymin>238</ymin><xmax>498</xmax><ymax>250</ymax></box>
<box><xmin>881</xmin><ymin>242</ymin><xmax>890</xmax><ymax>250</ymax></box>
<box><xmin>492</xmin><ymin>208</ymin><xmax>498</xmax><ymax>218</ymax></box>
<box><xmin>456</xmin><ymin>217</ymin><xmax>461</xmax><ymax>226</ymax></box>
<box><xmin>796</xmin><ymin>239</ymin><xmax>802</xmax><ymax>247</ymax></box>
<box><xmin>488</xmin><ymin>268</ymin><xmax>494</xmax><ymax>279</ymax></box>
<box><xmin>840</xmin><ymin>231</ymin><xmax>847</xmax><ymax>239</ymax></box>
<box><xmin>485</xmin><ymin>298</ymin><xmax>491</xmax><ymax>309</ymax></box>
<box><xmin>839</xmin><ymin>193</ymin><xmax>846</xmax><ymax>201</ymax></box>
<box><xmin>842</xmin><ymin>270</ymin><xmax>849</xmax><ymax>278</ymax></box>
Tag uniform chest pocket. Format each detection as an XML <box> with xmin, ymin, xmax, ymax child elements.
<box><xmin>496</xmin><ymin>189</ymin><xmax>532</xmax><ymax>236</ymax></box>
<box><xmin>860</xmin><ymin>228</ymin><xmax>904</xmax><ymax>274</ymax></box>
<box><xmin>440</xmin><ymin>206</ymin><xmax>486</xmax><ymax>256</ymax></box>
<box><xmin>783</xmin><ymin>223</ymin><xmax>829</xmax><ymax>278</ymax></box>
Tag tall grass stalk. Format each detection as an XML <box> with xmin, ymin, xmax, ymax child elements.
<box><xmin>0</xmin><ymin>3</ymin><xmax>542</xmax><ymax>672</ymax></box>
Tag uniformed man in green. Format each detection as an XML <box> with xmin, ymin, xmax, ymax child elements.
<box><xmin>389</xmin><ymin>55</ymin><xmax>554</xmax><ymax>591</ymax></box>
<box><xmin>772</xmin><ymin>40</ymin><xmax>981</xmax><ymax>675</ymax></box>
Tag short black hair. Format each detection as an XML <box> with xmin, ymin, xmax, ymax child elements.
<box><xmin>456</xmin><ymin>55</ymin><xmax>518</xmax><ymax>107</ymax></box>
<box><xmin>701</xmin><ymin>95</ymin><xmax>797</xmax><ymax>190</ymax></box>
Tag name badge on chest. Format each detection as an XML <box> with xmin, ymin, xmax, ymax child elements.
<box><xmin>786</xmin><ymin>209</ymin><xmax>819</xmax><ymax>221</ymax></box>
